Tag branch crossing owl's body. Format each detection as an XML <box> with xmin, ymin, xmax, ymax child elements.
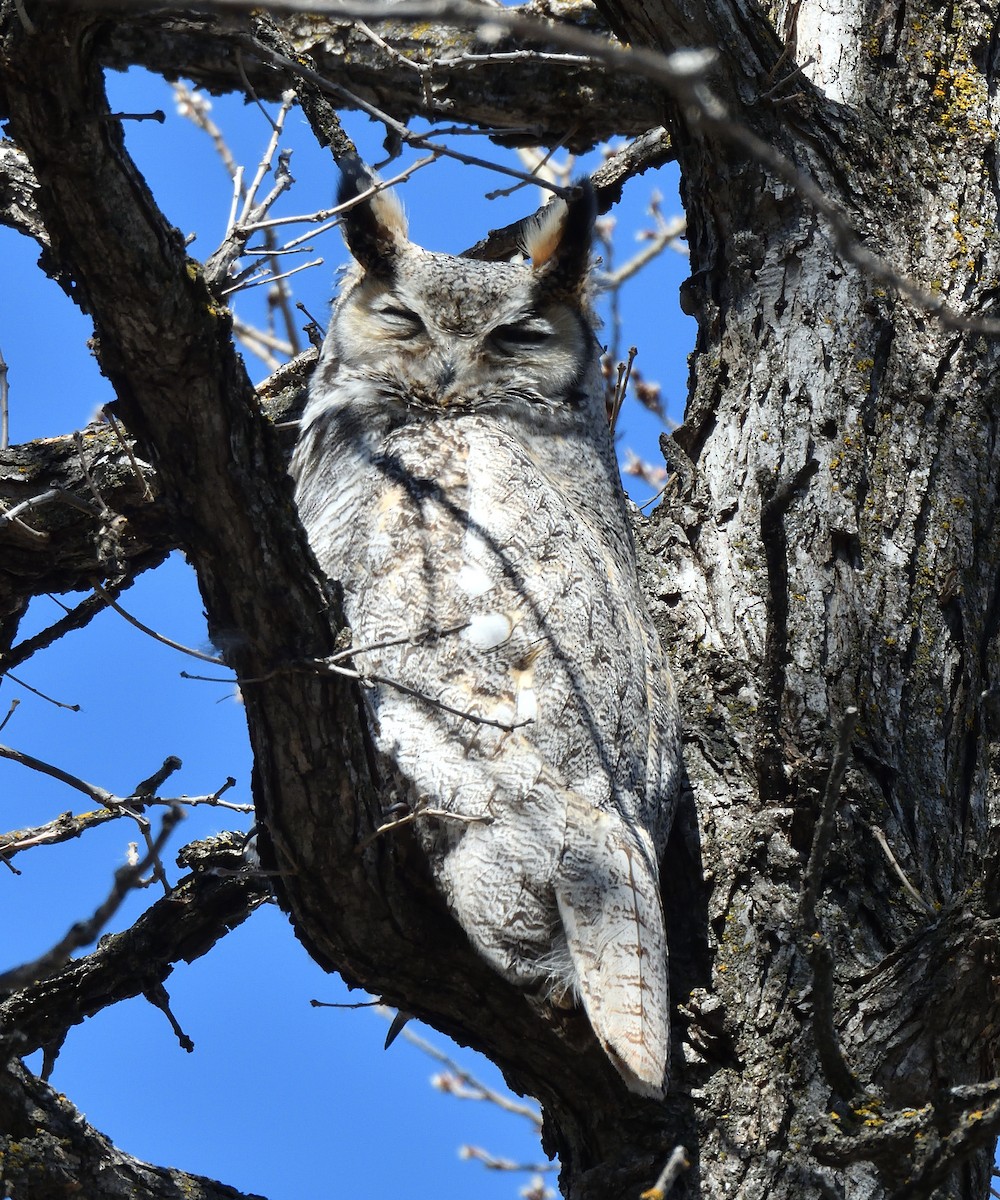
<box><xmin>291</xmin><ymin>161</ymin><xmax>681</xmax><ymax>1097</ymax></box>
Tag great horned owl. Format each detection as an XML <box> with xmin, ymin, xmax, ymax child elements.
<box><xmin>291</xmin><ymin>159</ymin><xmax>681</xmax><ymax>1098</ymax></box>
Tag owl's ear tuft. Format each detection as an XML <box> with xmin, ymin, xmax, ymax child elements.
<box><xmin>337</xmin><ymin>155</ymin><xmax>409</xmax><ymax>276</ymax></box>
<box><xmin>523</xmin><ymin>181</ymin><xmax>596</xmax><ymax>298</ymax></box>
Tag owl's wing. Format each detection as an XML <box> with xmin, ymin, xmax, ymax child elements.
<box><xmin>555</xmin><ymin>787</ymin><xmax>669</xmax><ymax>1098</ymax></box>
<box><xmin>377</xmin><ymin>692</ymin><xmax>671</xmax><ymax>1097</ymax></box>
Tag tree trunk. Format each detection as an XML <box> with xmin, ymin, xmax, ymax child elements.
<box><xmin>608</xmin><ymin>0</ymin><xmax>1000</xmax><ymax>1194</ymax></box>
<box><xmin>1</xmin><ymin>2</ymin><xmax>999</xmax><ymax>1199</ymax></box>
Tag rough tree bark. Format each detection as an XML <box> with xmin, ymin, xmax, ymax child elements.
<box><xmin>1</xmin><ymin>1</ymin><xmax>999</xmax><ymax>1199</ymax></box>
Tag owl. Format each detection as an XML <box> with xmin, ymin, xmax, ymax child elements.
<box><xmin>290</xmin><ymin>158</ymin><xmax>681</xmax><ymax>1098</ymax></box>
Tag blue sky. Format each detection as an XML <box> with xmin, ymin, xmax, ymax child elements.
<box><xmin>1</xmin><ymin>65</ymin><xmax>693</xmax><ymax>1199</ymax></box>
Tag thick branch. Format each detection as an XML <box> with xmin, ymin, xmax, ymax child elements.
<box><xmin>0</xmin><ymin>421</ymin><xmax>166</xmax><ymax>602</ymax></box>
<box><xmin>0</xmin><ymin>1057</ymin><xmax>266</xmax><ymax>1200</ymax></box>
<box><xmin>0</xmin><ymin>349</ymin><xmax>308</xmax><ymax>598</ymax></box>
<box><xmin>96</xmin><ymin>3</ymin><xmax>664</xmax><ymax>151</ymax></box>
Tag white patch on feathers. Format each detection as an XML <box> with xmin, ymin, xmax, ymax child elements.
<box><xmin>455</xmin><ymin>564</ymin><xmax>494</xmax><ymax>597</ymax></box>
<box><xmin>464</xmin><ymin>612</ymin><xmax>514</xmax><ymax>650</ymax></box>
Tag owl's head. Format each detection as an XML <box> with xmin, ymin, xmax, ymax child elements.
<box><xmin>324</xmin><ymin>157</ymin><xmax>600</xmax><ymax>414</ymax></box>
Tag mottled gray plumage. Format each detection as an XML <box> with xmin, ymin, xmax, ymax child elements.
<box><xmin>291</xmin><ymin>161</ymin><xmax>681</xmax><ymax>1096</ymax></box>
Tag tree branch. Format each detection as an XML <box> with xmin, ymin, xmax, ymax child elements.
<box><xmin>93</xmin><ymin>3</ymin><xmax>665</xmax><ymax>151</ymax></box>
<box><xmin>0</xmin><ymin>833</ymin><xmax>270</xmax><ymax>1057</ymax></box>
<box><xmin>0</xmin><ymin>1056</ymin><xmax>267</xmax><ymax>1200</ymax></box>
<box><xmin>0</xmin><ymin>806</ymin><xmax>185</xmax><ymax>993</ymax></box>
<box><xmin>0</xmin><ymin>420</ymin><xmax>167</xmax><ymax>602</ymax></box>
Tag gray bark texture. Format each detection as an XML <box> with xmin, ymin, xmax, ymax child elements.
<box><xmin>1</xmin><ymin>1</ymin><xmax>999</xmax><ymax>1199</ymax></box>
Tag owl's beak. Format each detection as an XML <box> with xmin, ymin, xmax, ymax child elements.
<box><xmin>436</xmin><ymin>359</ymin><xmax>457</xmax><ymax>390</ymax></box>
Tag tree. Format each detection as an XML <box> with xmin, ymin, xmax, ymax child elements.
<box><xmin>1</xmin><ymin>2</ymin><xmax>999</xmax><ymax>1199</ymax></box>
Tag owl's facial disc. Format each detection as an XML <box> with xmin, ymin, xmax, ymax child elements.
<box><xmin>333</xmin><ymin>262</ymin><xmax>592</xmax><ymax>410</ymax></box>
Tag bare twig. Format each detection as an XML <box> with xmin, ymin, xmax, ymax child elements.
<box><xmin>178</xmin><ymin>620</ymin><xmax>530</xmax><ymax>733</ymax></box>
<box><xmin>327</xmin><ymin>622</ymin><xmax>471</xmax><ymax>664</ymax></box>
<box><xmin>871</xmin><ymin>826</ymin><xmax>934</xmax><ymax>916</ymax></box>
<box><xmin>0</xmin><ymin>498</ymin><xmax>47</xmax><ymax>540</ymax></box>
<box><xmin>173</xmin><ymin>82</ymin><xmax>239</xmax><ymax>193</ymax></box>
<box><xmin>129</xmin><ymin>762</ymin><xmax>182</xmax><ymax>895</ymax></box>
<box><xmin>189</xmin><ymin>777</ymin><xmax>248</xmax><ymax>811</ymax></box>
<box><xmin>221</xmin><ymin>255</ymin><xmax>323</xmax><ymax>296</ymax></box>
<box><xmin>458</xmin><ymin>1144</ymin><xmax>555</xmax><ymax>1174</ymax></box>
<box><xmin>143</xmin><ymin>980</ymin><xmax>195</xmax><ymax>1052</ymax></box>
<box><xmin>2</xmin><ymin>579</ymin><xmax>129</xmax><ymax>674</ymax></box>
<box><xmin>232</xmin><ymin>315</ymin><xmax>294</xmax><ymax>355</ymax></box>
<box><xmin>622</xmin><ymin>449</ymin><xmax>668</xmax><ymax>492</ymax></box>
<box><xmin>487</xmin><ymin>134</ymin><xmax>577</xmax><ymax>201</ymax></box>
<box><xmin>0</xmin><ymin>487</ymin><xmax>100</xmax><ymax>529</ymax></box>
<box><xmin>310</xmin><ymin>997</ymin><xmax>384</xmax><ymax>1010</ymax></box>
<box><xmin>45</xmin><ymin>593</ymin><xmax>74</xmax><ymax>615</ymax></box>
<box><xmin>798</xmin><ymin>706</ymin><xmax>862</xmax><ymax>1102</ymax></box>
<box><xmin>102</xmin><ymin>408</ymin><xmax>154</xmax><ymax>499</ymax></box>
<box><xmin>355</xmin><ymin>805</ymin><xmax>493</xmax><ymax>853</ymax></box>
<box><xmin>331</xmin><ymin>664</ymin><xmax>533</xmax><ymax>732</ymax></box>
<box><xmin>801</xmin><ymin>706</ymin><xmax>859</xmax><ymax>932</ymax></box>
<box><xmin>197</xmin><ymin>84</ymin><xmax>304</xmax><ymax>335</ymax></box>
<box><xmin>238</xmin><ymin>155</ymin><xmax>440</xmax><ymax>237</ymax></box>
<box><xmin>376</xmin><ymin>1007</ymin><xmax>544</xmax><ymax>1127</ymax></box>
<box><xmin>235</xmin><ymin>48</ymin><xmax>279</xmax><ymax>130</ymax></box>
<box><xmin>0</xmin><ymin>742</ymin><xmax>114</xmax><ymax>805</ymax></box>
<box><xmin>609</xmin><ymin>345</ymin><xmax>637</xmax><ymax>432</ymax></box>
<box><xmin>2</xmin><ymin>672</ymin><xmax>80</xmax><ymax>711</ymax></box>
<box><xmin>73</xmin><ymin>430</ymin><xmax>112</xmax><ymax>518</ymax></box>
<box><xmin>598</xmin><ymin>212</ymin><xmax>687</xmax><ymax>289</ymax></box>
<box><xmin>240</xmin><ymin>92</ymin><xmax>296</xmax><ymax>222</ymax></box>
<box><xmin>232</xmin><ymin>316</ymin><xmax>292</xmax><ymax>369</ymax></box>
<box><xmin>93</xmin><ymin>584</ymin><xmax>226</xmax><ymax>666</ymax></box>
<box><xmin>0</xmin><ymin>777</ymin><xmax>250</xmax><ymax>869</ymax></box>
<box><xmin>356</xmin><ymin>17</ymin><xmax>429</xmax><ymax>77</ymax></box>
<box><xmin>101</xmin><ymin>109</ymin><xmax>166</xmax><ymax>124</ymax></box>
<box><xmin>0</xmin><ymin>741</ymin><xmax>245</xmax><ymax>820</ymax></box>
<box><xmin>1</xmin><ymin>807</ymin><xmax>121</xmax><ymax>866</ymax></box>
<box><xmin>269</xmin><ymin>217</ymin><xmax>338</xmax><ymax>250</ymax></box>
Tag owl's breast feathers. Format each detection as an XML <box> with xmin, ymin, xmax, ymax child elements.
<box><xmin>350</xmin><ymin>417</ymin><xmax>647</xmax><ymax>777</ymax></box>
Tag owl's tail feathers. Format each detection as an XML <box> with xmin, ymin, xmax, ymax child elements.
<box><xmin>555</xmin><ymin>792</ymin><xmax>670</xmax><ymax>1099</ymax></box>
